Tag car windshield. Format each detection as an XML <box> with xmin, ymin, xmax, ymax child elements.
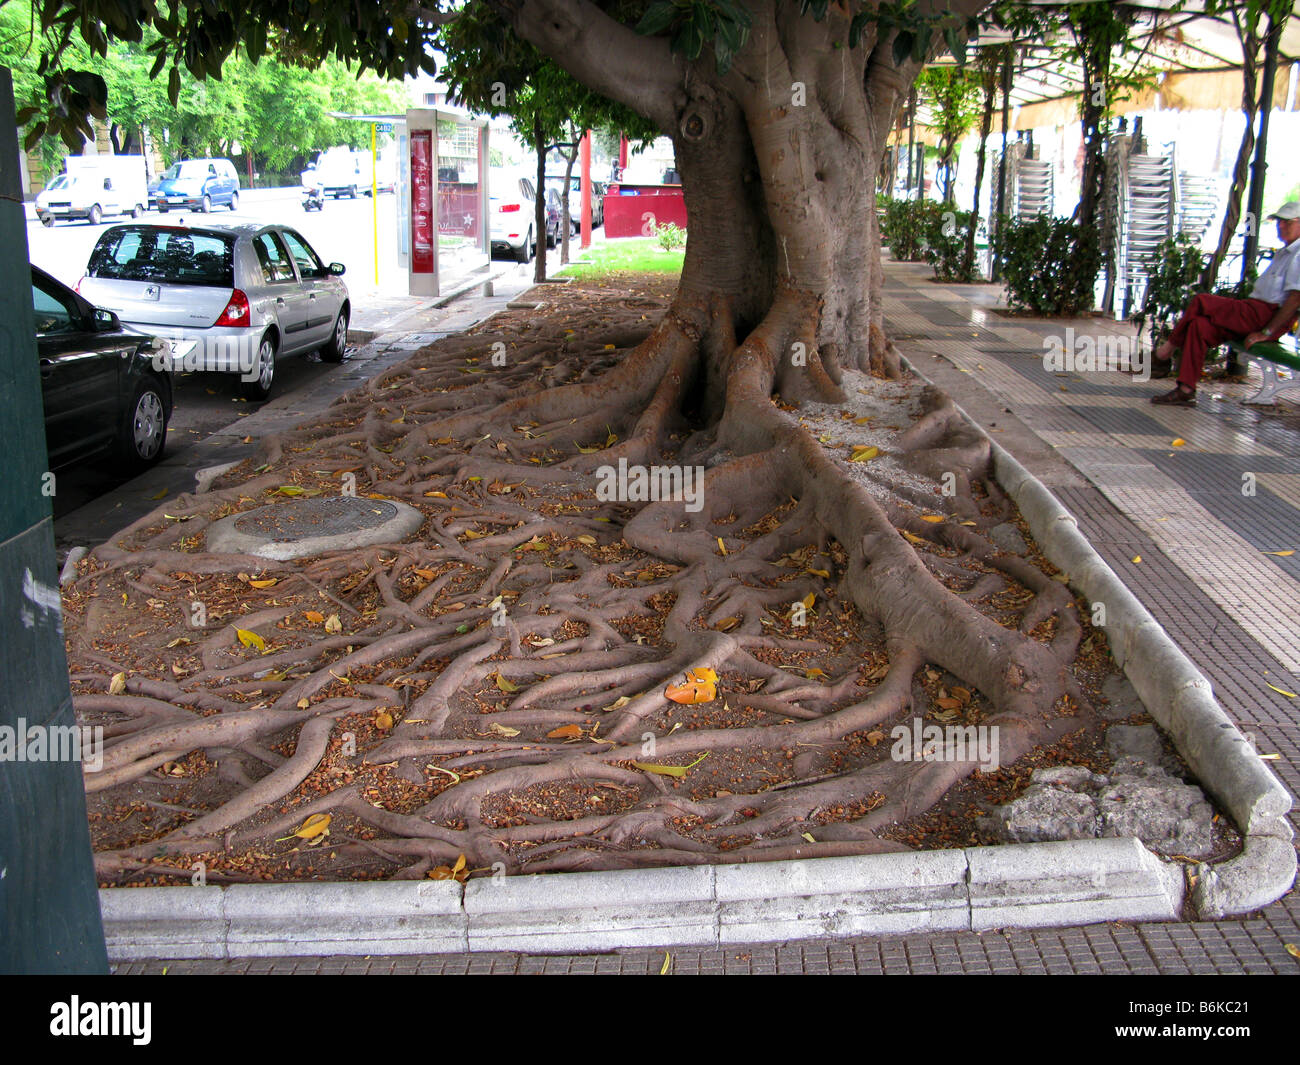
<box><xmin>162</xmin><ymin>162</ymin><xmax>206</xmax><ymax>181</ymax></box>
<box><xmin>87</xmin><ymin>227</ymin><xmax>236</xmax><ymax>287</ymax></box>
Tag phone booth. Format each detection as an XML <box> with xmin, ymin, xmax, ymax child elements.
<box><xmin>403</xmin><ymin>108</ymin><xmax>490</xmax><ymax>297</ymax></box>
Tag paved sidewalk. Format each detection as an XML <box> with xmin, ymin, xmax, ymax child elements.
<box><xmin>112</xmin><ymin>261</ymin><xmax>1299</xmax><ymax>975</ymax></box>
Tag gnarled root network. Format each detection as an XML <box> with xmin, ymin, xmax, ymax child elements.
<box><xmin>65</xmin><ymin>277</ymin><xmax>1107</xmax><ymax>886</ymax></box>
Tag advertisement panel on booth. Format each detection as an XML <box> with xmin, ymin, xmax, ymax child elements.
<box><xmin>411</xmin><ymin>130</ymin><xmax>434</xmax><ymax>274</ymax></box>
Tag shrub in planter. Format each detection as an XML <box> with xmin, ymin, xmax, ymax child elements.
<box><xmin>924</xmin><ymin>208</ymin><xmax>982</xmax><ymax>282</ymax></box>
<box><xmin>1132</xmin><ymin>235</ymin><xmax>1205</xmax><ymax>351</ymax></box>
<box><xmin>991</xmin><ymin>215</ymin><xmax>1102</xmax><ymax>317</ymax></box>
<box><xmin>880</xmin><ymin>196</ymin><xmax>942</xmax><ymax>262</ymax></box>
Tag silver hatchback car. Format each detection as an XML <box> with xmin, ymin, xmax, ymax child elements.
<box><xmin>79</xmin><ymin>222</ymin><xmax>349</xmax><ymax>399</ymax></box>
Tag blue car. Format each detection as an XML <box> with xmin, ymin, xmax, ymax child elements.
<box><xmin>153</xmin><ymin>158</ymin><xmax>241</xmax><ymax>214</ymax></box>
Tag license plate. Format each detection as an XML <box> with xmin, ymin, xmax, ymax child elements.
<box><xmin>168</xmin><ymin>196</ymin><xmax>186</xmax><ymax>203</ymax></box>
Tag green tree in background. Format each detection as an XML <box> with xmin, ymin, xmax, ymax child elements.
<box><xmin>1</xmin><ymin>1</ymin><xmax>408</xmax><ymax>184</ymax></box>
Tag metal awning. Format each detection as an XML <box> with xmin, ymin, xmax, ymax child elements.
<box><xmin>914</xmin><ymin>0</ymin><xmax>1300</xmax><ymax>129</ymax></box>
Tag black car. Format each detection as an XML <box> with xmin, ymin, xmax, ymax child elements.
<box><xmin>32</xmin><ymin>265</ymin><xmax>173</xmax><ymax>471</ymax></box>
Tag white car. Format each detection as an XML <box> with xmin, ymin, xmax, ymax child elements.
<box><xmin>78</xmin><ymin>222</ymin><xmax>349</xmax><ymax>401</ymax></box>
<box><xmin>489</xmin><ymin>169</ymin><xmax>539</xmax><ymax>263</ymax></box>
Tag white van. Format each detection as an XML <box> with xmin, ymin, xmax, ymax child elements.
<box><xmin>35</xmin><ymin>156</ymin><xmax>148</xmax><ymax>227</ymax></box>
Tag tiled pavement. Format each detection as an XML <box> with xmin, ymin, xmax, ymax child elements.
<box><xmin>115</xmin><ymin>262</ymin><xmax>1300</xmax><ymax>975</ymax></box>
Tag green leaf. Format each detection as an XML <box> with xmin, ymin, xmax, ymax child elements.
<box><xmin>892</xmin><ymin>30</ymin><xmax>915</xmax><ymax>66</ymax></box>
<box><xmin>636</xmin><ymin>1</ymin><xmax>680</xmax><ymax>36</ymax></box>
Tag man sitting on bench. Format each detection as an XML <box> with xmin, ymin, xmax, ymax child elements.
<box><xmin>1151</xmin><ymin>201</ymin><xmax>1300</xmax><ymax>406</ymax></box>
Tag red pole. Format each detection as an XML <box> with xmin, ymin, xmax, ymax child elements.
<box><xmin>580</xmin><ymin>130</ymin><xmax>592</xmax><ymax>250</ymax></box>
<box><xmin>618</xmin><ymin>134</ymin><xmax>628</xmax><ymax>178</ymax></box>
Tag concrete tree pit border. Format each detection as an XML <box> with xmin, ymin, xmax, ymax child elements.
<box><xmin>99</xmin><ymin>379</ymin><xmax>1296</xmax><ymax>959</ymax></box>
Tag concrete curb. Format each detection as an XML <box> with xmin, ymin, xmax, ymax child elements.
<box><xmin>99</xmin><ymin>837</ymin><xmax>1183</xmax><ymax>960</ymax></box>
<box><xmin>91</xmin><ymin>324</ymin><xmax>1293</xmax><ymax>964</ymax></box>
<box><xmin>898</xmin><ymin>354</ymin><xmax>1295</xmax><ymax>918</ymax></box>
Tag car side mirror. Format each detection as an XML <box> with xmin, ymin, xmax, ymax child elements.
<box><xmin>93</xmin><ymin>308</ymin><xmax>120</xmax><ymax>332</ymax></box>
<box><xmin>328</xmin><ymin>262</ymin><xmax>346</xmax><ymax>276</ymax></box>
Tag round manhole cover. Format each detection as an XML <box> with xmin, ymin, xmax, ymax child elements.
<box><xmin>207</xmin><ymin>494</ymin><xmax>425</xmax><ymax>560</ymax></box>
<box><xmin>234</xmin><ymin>497</ymin><xmax>401</xmax><ymax>542</ymax></box>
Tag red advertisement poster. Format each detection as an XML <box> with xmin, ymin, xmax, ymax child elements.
<box><xmin>411</xmin><ymin>131</ymin><xmax>434</xmax><ymax>274</ymax></box>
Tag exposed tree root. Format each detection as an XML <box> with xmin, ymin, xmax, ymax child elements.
<box><xmin>67</xmin><ymin>278</ymin><xmax>1116</xmax><ymax>886</ymax></box>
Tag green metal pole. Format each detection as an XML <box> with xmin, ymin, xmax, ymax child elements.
<box><xmin>0</xmin><ymin>67</ymin><xmax>109</xmax><ymax>974</ymax></box>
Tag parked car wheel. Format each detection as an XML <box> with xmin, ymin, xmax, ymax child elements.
<box><xmin>118</xmin><ymin>377</ymin><xmax>168</xmax><ymax>468</ymax></box>
<box><xmin>200</xmin><ymin>194</ymin><xmax>212</xmax><ymax>213</ymax></box>
<box><xmin>157</xmin><ymin>204</ymin><xmax>169</xmax><ymax>214</ymax></box>
<box><xmin>87</xmin><ymin>203</ymin><xmax>102</xmax><ymax>226</ymax></box>
<box><xmin>320</xmin><ymin>308</ymin><xmax>349</xmax><ymax>363</ymax></box>
<box><xmin>515</xmin><ymin>228</ymin><xmax>534</xmax><ymax>263</ymax></box>
<box><xmin>131</xmin><ymin>204</ymin><xmax>144</xmax><ymax>219</ymax></box>
<box><xmin>239</xmin><ymin>334</ymin><xmax>277</xmax><ymax>401</ymax></box>
<box><xmin>229</xmin><ymin>191</ymin><xmax>239</xmax><ymax>212</ymax></box>
<box><xmin>40</xmin><ymin>215</ymin><xmax>53</xmax><ymax>228</ymax></box>
<box><xmin>348</xmin><ymin>185</ymin><xmax>358</xmax><ymax>199</ymax></box>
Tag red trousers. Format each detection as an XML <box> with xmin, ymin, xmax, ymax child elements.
<box><xmin>1168</xmin><ymin>293</ymin><xmax>1276</xmax><ymax>390</ymax></box>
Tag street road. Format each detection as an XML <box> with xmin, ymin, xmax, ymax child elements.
<box><xmin>27</xmin><ymin>186</ymin><xmax>410</xmax><ymax>298</ymax></box>
<box><xmin>27</xmin><ymin>187</ymin><xmax>575</xmax><ymax>534</ymax></box>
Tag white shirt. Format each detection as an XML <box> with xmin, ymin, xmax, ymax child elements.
<box><xmin>1250</xmin><ymin>236</ymin><xmax>1300</xmax><ymax>304</ymax></box>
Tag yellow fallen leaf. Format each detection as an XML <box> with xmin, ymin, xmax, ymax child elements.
<box><xmin>801</xmin><ymin>832</ymin><xmax>816</xmax><ymax>843</ymax></box>
<box><xmin>489</xmin><ymin>722</ymin><xmax>521</xmax><ymax>737</ymax></box>
<box><xmin>548</xmin><ymin>724</ymin><xmax>584</xmax><ymax>739</ymax></box>
<box><xmin>632</xmin><ymin>753</ymin><xmax>709</xmax><ymax>778</ymax></box>
<box><xmin>375</xmin><ymin>710</ymin><xmax>394</xmax><ymax>730</ymax></box>
<box><xmin>714</xmin><ymin>615</ymin><xmax>740</xmax><ymax>631</ymax></box>
<box><xmin>866</xmin><ymin>730</ymin><xmax>886</xmax><ymax>746</ymax></box>
<box><xmin>165</xmin><ymin>637</ymin><xmax>190</xmax><ymax>648</ymax></box>
<box><xmin>1171</xmin><ymin>437</ymin><xmax>1186</xmax><ymax>447</ymax></box>
<box><xmin>686</xmin><ymin>667</ymin><xmax>719</xmax><ymax>685</ymax></box>
<box><xmin>807</xmin><ymin>568</ymin><xmax>830</xmax><ymax>578</ymax></box>
<box><xmin>495</xmin><ymin>674</ymin><xmax>519</xmax><ymax>693</ymax></box>
<box><xmin>324</xmin><ymin>614</ymin><xmax>343</xmax><ymax>634</ymax></box>
<box><xmin>297</xmin><ymin>697</ymin><xmax>311</xmax><ymax>709</ymax></box>
<box><xmin>277</xmin><ymin>813</ymin><xmax>331</xmax><ymax>842</ymax></box>
<box><xmin>1265</xmin><ymin>550</ymin><xmax>1295</xmax><ymax>557</ymax></box>
<box><xmin>1131</xmin><ymin>555</ymin><xmax>1142</xmax><ymax>564</ymax></box>
<box><xmin>717</xmin><ymin>537</ymin><xmax>727</xmax><ymax>556</ymax></box>
<box><xmin>1285</xmin><ymin>943</ymin><xmax>1300</xmax><ymax>959</ymax></box>
<box><xmin>162</xmin><ymin>761</ymin><xmax>185</xmax><ymax>777</ymax></box>
<box><xmin>801</xmin><ymin>592</ymin><xmax>816</xmax><ymax>610</ymax></box>
<box><xmin>248</xmin><ymin>578</ymin><xmax>278</xmax><ymax>589</ymax></box>
<box><xmin>275</xmin><ymin>485</ymin><xmax>305</xmax><ymax>496</ymax></box>
<box><xmin>660</xmin><ymin>951</ymin><xmax>672</xmax><ymax>975</ymax></box>
<box><xmin>921</xmin><ymin>514</ymin><xmax>945</xmax><ymax>523</ymax></box>
<box><xmin>412</xmin><ymin>568</ymin><xmax>437</xmax><ymax>579</ymax></box>
<box><xmin>602</xmin><ymin>696</ymin><xmax>631</xmax><ymax>712</ymax></box>
<box><xmin>304</xmin><ymin>610</ymin><xmax>325</xmax><ymax>623</ymax></box>
<box><xmin>108</xmin><ymin>672</ymin><xmax>127</xmax><ymax>695</ymax></box>
<box><xmin>665</xmin><ymin>678</ymin><xmax>716</xmax><ymax>704</ymax></box>
<box><xmin>1265</xmin><ymin>682</ymin><xmax>1297</xmax><ymax>698</ymax></box>
<box><xmin>850</xmin><ymin>445</ymin><xmax>879</xmax><ymax>462</ymax></box>
<box><xmin>149</xmin><ymin>487</ymin><xmax>168</xmax><ymax>500</ymax></box>
<box><xmin>902</xmin><ymin>530</ymin><xmax>926</xmax><ymax>545</ymax></box>
<box><xmin>576</xmin><ymin>534</ymin><xmax>597</xmax><ymax>546</ymax></box>
<box><xmin>805</xmin><ymin>667</ymin><xmax>828</xmax><ymax>680</ymax></box>
<box><xmin>236</xmin><ymin>628</ymin><xmax>266</xmax><ymax>652</ymax></box>
<box><xmin>425</xmin><ymin>491</ymin><xmax>448</xmax><ymax>498</ymax></box>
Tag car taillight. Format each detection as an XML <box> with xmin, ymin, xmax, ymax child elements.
<box><xmin>498</xmin><ymin>203</ymin><xmax>521</xmax><ymax>213</ymax></box>
<box><xmin>214</xmin><ymin>289</ymin><xmax>250</xmax><ymax>327</ymax></box>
